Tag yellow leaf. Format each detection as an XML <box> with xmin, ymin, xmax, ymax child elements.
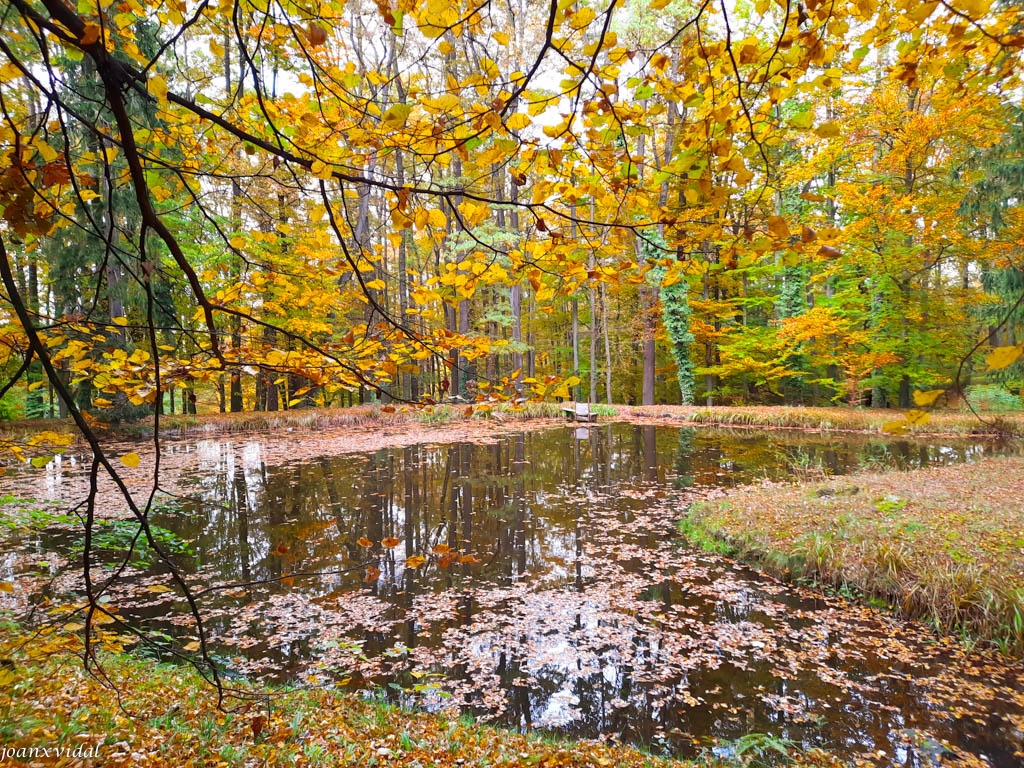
<box><xmin>145</xmin><ymin>585</ymin><xmax>173</xmax><ymax>593</ymax></box>
<box><xmin>905</xmin><ymin>410</ymin><xmax>930</xmax><ymax>426</ymax></box>
<box><xmin>492</xmin><ymin>31</ymin><xmax>509</xmax><ymax>46</ymax></box>
<box><xmin>183</xmin><ymin>640</ymin><xmax>201</xmax><ymax>652</ymax></box>
<box><xmin>427</xmin><ymin>209</ymin><xmax>447</xmax><ymax>228</ymax></box>
<box><xmin>912</xmin><ymin>389</ymin><xmax>944</xmax><ymax>407</ymax></box>
<box><xmin>382</xmin><ymin>103</ymin><xmax>412</xmax><ymax>131</ymax></box>
<box><xmin>406</xmin><ymin>555</ymin><xmax>427</xmax><ymax>568</ymax></box>
<box><xmin>0</xmin><ymin>582</ymin><xmax>13</xmax><ymax>593</ymax></box>
<box><xmin>230</xmin><ymin>236</ymin><xmax>246</xmax><ymax>249</ymax></box>
<box><xmin>119</xmin><ymin>452</ymin><xmax>141</xmax><ymax>468</ymax></box>
<box><xmin>650</xmin><ymin>0</ymin><xmax>670</xmax><ymax>7</ymax></box>
<box><xmin>814</xmin><ymin>122</ymin><xmax>841</xmax><ymax>138</ymax></box>
<box><xmin>506</xmin><ymin>113</ymin><xmax>531</xmax><ymax>131</ymax></box>
<box><xmin>111</xmin><ymin>316</ymin><xmax>129</xmax><ymax>326</ymax></box>
<box><xmin>767</xmin><ymin>216</ymin><xmax>790</xmax><ymax>239</ymax></box>
<box><xmin>881</xmin><ymin>419</ymin><xmax>908</xmax><ymax>435</ymax></box>
<box><xmin>985</xmin><ymin>345</ymin><xmax>1023</xmax><ymax>371</ymax></box>
<box><xmin>149</xmin><ymin>74</ymin><xmax>168</xmax><ymax>102</ymax></box>
<box><xmin>569</xmin><ymin>7</ymin><xmax>596</xmax><ymax>28</ymax></box>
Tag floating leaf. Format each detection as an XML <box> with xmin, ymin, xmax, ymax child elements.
<box><xmin>364</xmin><ymin>565</ymin><xmax>381</xmax><ymax>582</ymax></box>
<box><xmin>381</xmin><ymin>536</ymin><xmax>400</xmax><ymax>548</ymax></box>
<box><xmin>405</xmin><ymin>555</ymin><xmax>427</xmax><ymax>568</ymax></box>
<box><xmin>357</xmin><ymin>536</ymin><xmax>374</xmax><ymax>548</ymax></box>
<box><xmin>0</xmin><ymin>582</ymin><xmax>13</xmax><ymax>593</ymax></box>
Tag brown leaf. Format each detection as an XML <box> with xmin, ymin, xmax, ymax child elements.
<box><xmin>251</xmin><ymin>714</ymin><xmax>267</xmax><ymax>739</ymax></box>
<box><xmin>306</xmin><ymin>23</ymin><xmax>328</xmax><ymax>47</ymax></box>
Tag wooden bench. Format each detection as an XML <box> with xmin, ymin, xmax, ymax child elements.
<box><xmin>561</xmin><ymin>402</ymin><xmax>597</xmax><ymax>422</ymax></box>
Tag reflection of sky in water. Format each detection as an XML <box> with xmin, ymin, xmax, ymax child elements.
<box><xmin>15</xmin><ymin>424</ymin><xmax>1024</xmax><ymax>764</ymax></box>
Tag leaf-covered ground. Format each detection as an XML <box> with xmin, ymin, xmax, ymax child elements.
<box><xmin>683</xmin><ymin>455</ymin><xmax>1024</xmax><ymax>653</ymax></box>
<box><xmin>0</xmin><ymin>628</ymin><xmax>848</xmax><ymax>768</ymax></box>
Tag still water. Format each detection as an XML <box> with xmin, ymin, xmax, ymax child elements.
<box><xmin>18</xmin><ymin>425</ymin><xmax>1024</xmax><ymax>764</ymax></box>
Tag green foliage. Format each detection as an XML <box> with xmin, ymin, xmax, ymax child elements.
<box><xmin>965</xmin><ymin>384</ymin><xmax>1023</xmax><ymax>412</ymax></box>
<box><xmin>70</xmin><ymin>520</ymin><xmax>192</xmax><ymax>567</ymax></box>
<box><xmin>644</xmin><ymin>232</ymin><xmax>695</xmax><ymax>405</ymax></box>
<box><xmin>0</xmin><ymin>395</ymin><xmax>18</xmax><ymax>421</ymax></box>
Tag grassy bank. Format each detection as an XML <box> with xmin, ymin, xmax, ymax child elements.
<box><xmin>0</xmin><ymin>629</ymin><xmax>844</xmax><ymax>768</ymax></box>
<box><xmin>632</xmin><ymin>405</ymin><xmax>1024</xmax><ymax>436</ymax></box>
<box><xmin>681</xmin><ymin>456</ymin><xmax>1024</xmax><ymax>654</ymax></box>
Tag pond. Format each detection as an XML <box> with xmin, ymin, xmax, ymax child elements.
<box><xmin>6</xmin><ymin>423</ymin><xmax>1024</xmax><ymax>765</ymax></box>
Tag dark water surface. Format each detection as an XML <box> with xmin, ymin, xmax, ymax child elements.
<box><xmin>12</xmin><ymin>424</ymin><xmax>1024</xmax><ymax>764</ymax></box>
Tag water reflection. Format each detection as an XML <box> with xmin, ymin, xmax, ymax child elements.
<box><xmin>29</xmin><ymin>425</ymin><xmax>1024</xmax><ymax>764</ymax></box>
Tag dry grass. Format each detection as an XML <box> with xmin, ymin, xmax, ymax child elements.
<box><xmin>683</xmin><ymin>456</ymin><xmax>1024</xmax><ymax>654</ymax></box>
<box><xmin>630</xmin><ymin>405</ymin><xmax>1024</xmax><ymax>436</ymax></box>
